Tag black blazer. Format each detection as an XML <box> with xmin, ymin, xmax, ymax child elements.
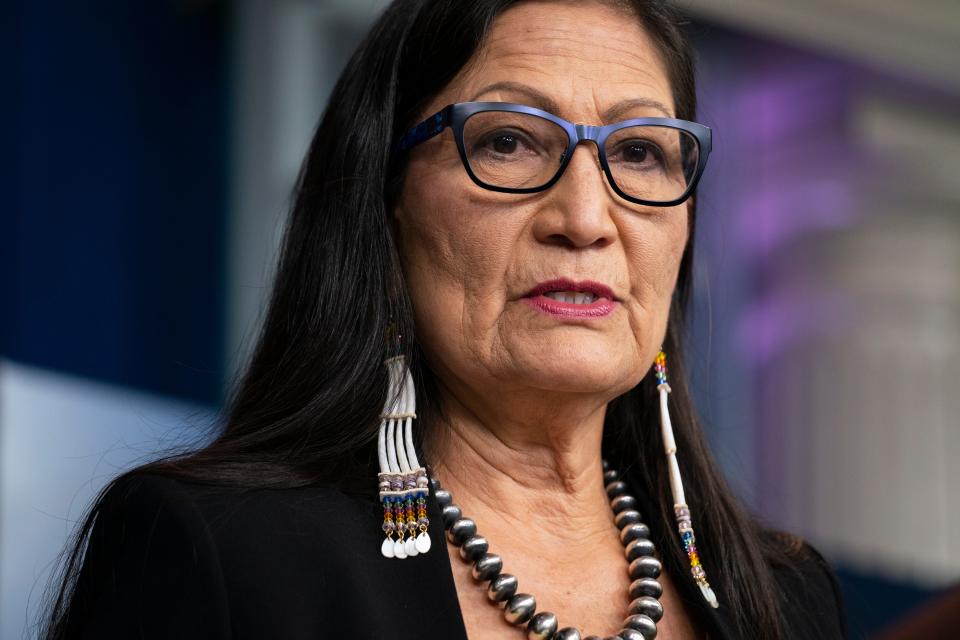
<box><xmin>64</xmin><ymin>467</ymin><xmax>847</xmax><ymax>639</ymax></box>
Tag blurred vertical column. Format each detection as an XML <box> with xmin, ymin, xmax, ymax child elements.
<box><xmin>793</xmin><ymin>96</ymin><xmax>960</xmax><ymax>586</ymax></box>
<box><xmin>226</xmin><ymin>0</ymin><xmax>387</xmax><ymax>383</ymax></box>
<box><xmin>680</xmin><ymin>0</ymin><xmax>960</xmax><ymax>599</ymax></box>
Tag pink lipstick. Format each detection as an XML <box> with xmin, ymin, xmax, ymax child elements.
<box><xmin>521</xmin><ymin>278</ymin><xmax>618</xmax><ymax>318</ymax></box>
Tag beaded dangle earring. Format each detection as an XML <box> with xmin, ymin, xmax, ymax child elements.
<box><xmin>376</xmin><ymin>323</ymin><xmax>432</xmax><ymax>559</ymax></box>
<box><xmin>654</xmin><ymin>348</ymin><xmax>719</xmax><ymax>608</ymax></box>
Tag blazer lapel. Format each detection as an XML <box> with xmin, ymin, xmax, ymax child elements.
<box><xmin>404</xmin><ymin>465</ymin><xmax>471</xmax><ymax>639</ymax></box>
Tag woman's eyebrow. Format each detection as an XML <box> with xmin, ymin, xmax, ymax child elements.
<box><xmin>603</xmin><ymin>97</ymin><xmax>674</xmax><ymax>120</ymax></box>
<box><xmin>468</xmin><ymin>81</ymin><xmax>674</xmax><ymax>121</ymax></box>
<box><xmin>469</xmin><ymin>81</ymin><xmax>561</xmax><ymax>114</ymax></box>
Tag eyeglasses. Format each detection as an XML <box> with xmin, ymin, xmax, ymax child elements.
<box><xmin>396</xmin><ymin>102</ymin><xmax>712</xmax><ymax>207</ymax></box>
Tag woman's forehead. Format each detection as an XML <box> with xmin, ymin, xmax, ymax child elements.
<box><xmin>436</xmin><ymin>0</ymin><xmax>675</xmax><ymax>122</ymax></box>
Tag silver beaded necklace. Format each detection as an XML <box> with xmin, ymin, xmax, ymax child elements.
<box><xmin>374</xmin><ymin>348</ymin><xmax>718</xmax><ymax>636</ymax></box>
<box><xmin>431</xmin><ymin>460</ymin><xmax>664</xmax><ymax>640</ymax></box>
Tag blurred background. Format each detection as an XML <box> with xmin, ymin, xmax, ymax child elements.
<box><xmin>3</xmin><ymin>0</ymin><xmax>958</xmax><ymax>638</ymax></box>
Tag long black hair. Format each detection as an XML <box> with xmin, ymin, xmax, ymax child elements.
<box><xmin>41</xmin><ymin>1</ymin><xmax>800</xmax><ymax>637</ymax></box>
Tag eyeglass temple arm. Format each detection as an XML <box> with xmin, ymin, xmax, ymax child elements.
<box><xmin>396</xmin><ymin>106</ymin><xmax>452</xmax><ymax>152</ymax></box>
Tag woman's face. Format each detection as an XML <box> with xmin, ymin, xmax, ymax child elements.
<box><xmin>394</xmin><ymin>0</ymin><xmax>689</xmax><ymax>403</ymax></box>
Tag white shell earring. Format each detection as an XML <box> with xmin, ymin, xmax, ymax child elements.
<box><xmin>376</xmin><ymin>326</ymin><xmax>431</xmax><ymax>559</ymax></box>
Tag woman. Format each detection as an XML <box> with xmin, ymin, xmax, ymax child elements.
<box><xmin>41</xmin><ymin>0</ymin><xmax>848</xmax><ymax>638</ymax></box>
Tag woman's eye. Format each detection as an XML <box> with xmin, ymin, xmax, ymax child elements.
<box><xmin>475</xmin><ymin>129</ymin><xmax>536</xmax><ymax>157</ymax></box>
<box><xmin>624</xmin><ymin>143</ymin><xmax>649</xmax><ymax>162</ymax></box>
<box><xmin>616</xmin><ymin>140</ymin><xmax>662</xmax><ymax>166</ymax></box>
<box><xmin>489</xmin><ymin>134</ymin><xmax>519</xmax><ymax>154</ymax></box>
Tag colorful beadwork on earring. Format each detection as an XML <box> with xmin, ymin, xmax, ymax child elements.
<box><xmin>376</xmin><ymin>327</ymin><xmax>431</xmax><ymax>559</ymax></box>
<box><xmin>655</xmin><ymin>349</ymin><xmax>719</xmax><ymax>608</ymax></box>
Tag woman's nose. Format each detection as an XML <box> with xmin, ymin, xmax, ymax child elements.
<box><xmin>531</xmin><ymin>142</ymin><xmax>618</xmax><ymax>249</ymax></box>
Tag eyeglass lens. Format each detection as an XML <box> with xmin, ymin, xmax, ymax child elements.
<box><xmin>462</xmin><ymin>110</ymin><xmax>699</xmax><ymax>203</ymax></box>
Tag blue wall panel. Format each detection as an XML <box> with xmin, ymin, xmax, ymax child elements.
<box><xmin>5</xmin><ymin>1</ymin><xmax>229</xmax><ymax>404</ymax></box>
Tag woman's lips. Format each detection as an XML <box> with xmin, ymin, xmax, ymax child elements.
<box><xmin>521</xmin><ymin>278</ymin><xmax>618</xmax><ymax>318</ymax></box>
<box><xmin>522</xmin><ymin>294</ymin><xmax>617</xmax><ymax>317</ymax></box>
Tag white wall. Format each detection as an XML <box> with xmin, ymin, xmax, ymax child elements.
<box><xmin>0</xmin><ymin>361</ymin><xmax>216</xmax><ymax>640</ymax></box>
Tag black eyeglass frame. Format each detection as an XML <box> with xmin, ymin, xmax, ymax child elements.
<box><xmin>396</xmin><ymin>101</ymin><xmax>712</xmax><ymax>207</ymax></box>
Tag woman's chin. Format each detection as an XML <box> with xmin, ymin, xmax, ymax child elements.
<box><xmin>505</xmin><ymin>349</ymin><xmax>640</xmax><ymax>396</ymax></box>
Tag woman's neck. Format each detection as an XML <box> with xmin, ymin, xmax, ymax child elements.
<box><xmin>424</xmin><ymin>385</ymin><xmax>617</xmax><ymax>550</ymax></box>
